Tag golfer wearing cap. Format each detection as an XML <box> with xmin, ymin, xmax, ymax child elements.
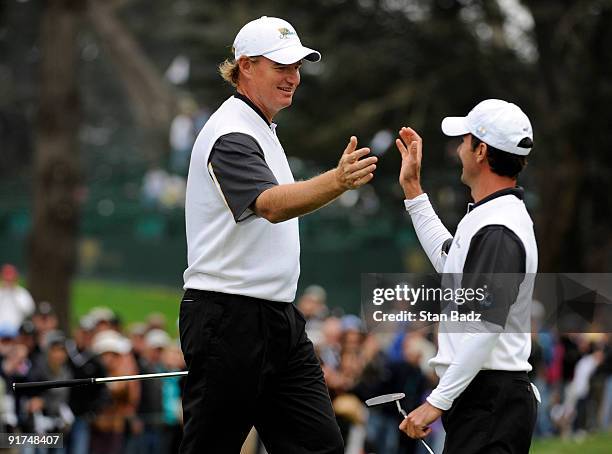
<box><xmin>396</xmin><ymin>100</ymin><xmax>538</xmax><ymax>453</ymax></box>
<box><xmin>179</xmin><ymin>16</ymin><xmax>376</xmax><ymax>453</ymax></box>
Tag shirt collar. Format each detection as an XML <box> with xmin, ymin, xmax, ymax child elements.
<box><xmin>467</xmin><ymin>187</ymin><xmax>524</xmax><ymax>213</ymax></box>
<box><xmin>233</xmin><ymin>93</ymin><xmax>272</xmax><ymax>127</ymax></box>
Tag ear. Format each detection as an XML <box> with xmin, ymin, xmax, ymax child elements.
<box><xmin>237</xmin><ymin>57</ymin><xmax>254</xmax><ymax>81</ymax></box>
<box><xmin>475</xmin><ymin>142</ymin><xmax>488</xmax><ymax>163</ymax></box>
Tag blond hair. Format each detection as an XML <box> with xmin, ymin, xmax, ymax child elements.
<box><xmin>218</xmin><ymin>54</ymin><xmax>259</xmax><ymax>88</ymax></box>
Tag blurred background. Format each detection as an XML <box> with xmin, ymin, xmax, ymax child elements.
<box><xmin>1</xmin><ymin>0</ymin><xmax>611</xmax><ymax>453</ymax></box>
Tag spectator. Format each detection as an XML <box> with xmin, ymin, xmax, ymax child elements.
<box><xmin>146</xmin><ymin>313</ymin><xmax>167</xmax><ymax>332</ymax></box>
<box><xmin>142</xmin><ymin>167</ymin><xmax>169</xmax><ymax>209</ymax></box>
<box><xmin>565</xmin><ymin>344</ymin><xmax>605</xmax><ymax>434</ymax></box>
<box><xmin>31</xmin><ymin>302</ymin><xmax>59</xmax><ymax>346</ymax></box>
<box><xmin>127</xmin><ymin>323</ymin><xmax>147</xmax><ymax>363</ymax></box>
<box><xmin>1</xmin><ymin>342</ymin><xmax>30</xmax><ymax>431</ymax></box>
<box><xmin>90</xmin><ymin>330</ymin><xmax>140</xmax><ymax>454</ymax></box>
<box><xmin>366</xmin><ymin>334</ymin><xmax>429</xmax><ymax>454</ymax></box>
<box><xmin>87</xmin><ymin>307</ymin><xmax>115</xmax><ymax>335</ymax></box>
<box><xmin>0</xmin><ymin>374</ymin><xmax>6</xmax><ymax>435</ymax></box>
<box><xmin>125</xmin><ymin>329</ymin><xmax>170</xmax><ymax>454</ymax></box>
<box><xmin>168</xmin><ymin>99</ymin><xmax>197</xmax><ymax>174</ymax></box>
<box><xmin>65</xmin><ymin>317</ymin><xmax>108</xmax><ymax>454</ymax></box>
<box><xmin>0</xmin><ymin>264</ymin><xmax>35</xmax><ymax>334</ymax></box>
<box><xmin>17</xmin><ymin>320</ymin><xmax>40</xmax><ymax>365</ymax></box>
<box><xmin>23</xmin><ymin>330</ymin><xmax>74</xmax><ymax>453</ymax></box>
<box><xmin>341</xmin><ymin>315</ymin><xmax>365</xmax><ymax>345</ymax></box>
<box><xmin>600</xmin><ymin>337</ymin><xmax>612</xmax><ymax>429</ymax></box>
<box><xmin>297</xmin><ymin>285</ymin><xmax>329</xmax><ymax>345</ymax></box>
<box><xmin>318</xmin><ymin>316</ymin><xmax>342</xmax><ymax>370</ymax></box>
<box><xmin>160</xmin><ymin>343</ymin><xmax>185</xmax><ymax>454</ymax></box>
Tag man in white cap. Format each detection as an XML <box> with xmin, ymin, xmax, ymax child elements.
<box><xmin>179</xmin><ymin>16</ymin><xmax>376</xmax><ymax>453</ymax></box>
<box><xmin>396</xmin><ymin>100</ymin><xmax>539</xmax><ymax>453</ymax></box>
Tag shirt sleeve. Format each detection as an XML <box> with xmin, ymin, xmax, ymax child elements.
<box><xmin>461</xmin><ymin>225</ymin><xmax>526</xmax><ymax>328</ymax></box>
<box><xmin>427</xmin><ymin>331</ymin><xmax>501</xmax><ymax>410</ymax></box>
<box><xmin>404</xmin><ymin>193</ymin><xmax>453</xmax><ymax>273</ymax></box>
<box><xmin>208</xmin><ymin>133</ymin><xmax>278</xmax><ymax>222</ymax></box>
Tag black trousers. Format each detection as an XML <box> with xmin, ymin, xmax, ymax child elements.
<box><xmin>441</xmin><ymin>370</ymin><xmax>537</xmax><ymax>454</ymax></box>
<box><xmin>178</xmin><ymin>289</ymin><xmax>344</xmax><ymax>454</ymax></box>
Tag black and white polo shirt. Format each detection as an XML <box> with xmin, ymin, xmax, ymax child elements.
<box><xmin>404</xmin><ymin>188</ymin><xmax>538</xmax><ymax>410</ymax></box>
<box><xmin>183</xmin><ymin>94</ymin><xmax>300</xmax><ymax>303</ymax></box>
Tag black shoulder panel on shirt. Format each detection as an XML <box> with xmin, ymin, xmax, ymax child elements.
<box><xmin>460</xmin><ymin>225</ymin><xmax>527</xmax><ymax>328</ymax></box>
<box><xmin>463</xmin><ymin>225</ymin><xmax>526</xmax><ymax>275</ymax></box>
<box><xmin>208</xmin><ymin>132</ymin><xmax>278</xmax><ymax>222</ymax></box>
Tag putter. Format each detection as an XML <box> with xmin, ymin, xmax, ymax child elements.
<box><xmin>365</xmin><ymin>393</ymin><xmax>435</xmax><ymax>454</ymax></box>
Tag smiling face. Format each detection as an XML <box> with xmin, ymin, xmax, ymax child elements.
<box><xmin>457</xmin><ymin>134</ymin><xmax>483</xmax><ymax>186</ymax></box>
<box><xmin>238</xmin><ymin>56</ymin><xmax>302</xmax><ymax>122</ymax></box>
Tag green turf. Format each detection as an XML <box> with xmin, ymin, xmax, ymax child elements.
<box><xmin>531</xmin><ymin>432</ymin><xmax>612</xmax><ymax>453</ymax></box>
<box><xmin>71</xmin><ymin>279</ymin><xmax>182</xmax><ymax>337</ymax></box>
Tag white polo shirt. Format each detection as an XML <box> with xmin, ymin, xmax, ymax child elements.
<box><xmin>183</xmin><ymin>95</ymin><xmax>300</xmax><ymax>303</ymax></box>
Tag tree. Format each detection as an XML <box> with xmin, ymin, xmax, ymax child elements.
<box><xmin>28</xmin><ymin>0</ymin><xmax>84</xmax><ymax>331</ymax></box>
<box><xmin>521</xmin><ymin>0</ymin><xmax>612</xmax><ymax>271</ymax></box>
<box><xmin>27</xmin><ymin>0</ymin><xmax>180</xmax><ymax>329</ymax></box>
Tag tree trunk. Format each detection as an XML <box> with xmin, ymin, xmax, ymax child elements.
<box><xmin>28</xmin><ymin>0</ymin><xmax>83</xmax><ymax>332</ymax></box>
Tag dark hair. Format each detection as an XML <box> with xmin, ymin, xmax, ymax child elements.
<box><xmin>471</xmin><ymin>136</ymin><xmax>528</xmax><ymax>178</ymax></box>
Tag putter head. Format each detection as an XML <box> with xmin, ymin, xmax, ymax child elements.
<box><xmin>365</xmin><ymin>393</ymin><xmax>406</xmax><ymax>407</ymax></box>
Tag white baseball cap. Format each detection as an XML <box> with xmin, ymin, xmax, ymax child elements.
<box><xmin>441</xmin><ymin>99</ymin><xmax>533</xmax><ymax>156</ymax></box>
<box><xmin>145</xmin><ymin>328</ymin><xmax>171</xmax><ymax>349</ymax></box>
<box><xmin>92</xmin><ymin>330</ymin><xmax>131</xmax><ymax>355</ymax></box>
<box><xmin>233</xmin><ymin>16</ymin><xmax>321</xmax><ymax>65</ymax></box>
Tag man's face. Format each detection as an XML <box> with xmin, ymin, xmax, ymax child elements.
<box><xmin>456</xmin><ymin>134</ymin><xmax>480</xmax><ymax>186</ymax></box>
<box><xmin>1</xmin><ymin>266</ymin><xmax>17</xmax><ymax>286</ymax></box>
<box><xmin>47</xmin><ymin>344</ymin><xmax>67</xmax><ymax>368</ymax></box>
<box><xmin>246</xmin><ymin>57</ymin><xmax>302</xmax><ymax>120</ymax></box>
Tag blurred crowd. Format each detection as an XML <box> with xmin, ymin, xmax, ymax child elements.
<box><xmin>1</xmin><ymin>264</ymin><xmax>185</xmax><ymax>454</ymax></box>
<box><xmin>140</xmin><ymin>99</ymin><xmax>211</xmax><ymax>212</ymax></box>
<box><xmin>2</xmin><ymin>264</ymin><xmax>612</xmax><ymax>454</ymax></box>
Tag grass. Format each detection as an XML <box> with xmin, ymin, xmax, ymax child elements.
<box><xmin>71</xmin><ymin>279</ymin><xmax>182</xmax><ymax>337</ymax></box>
<box><xmin>531</xmin><ymin>432</ymin><xmax>612</xmax><ymax>453</ymax></box>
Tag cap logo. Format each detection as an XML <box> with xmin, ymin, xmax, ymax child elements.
<box><xmin>477</xmin><ymin>126</ymin><xmax>487</xmax><ymax>136</ymax></box>
<box><xmin>278</xmin><ymin>27</ymin><xmax>296</xmax><ymax>39</ymax></box>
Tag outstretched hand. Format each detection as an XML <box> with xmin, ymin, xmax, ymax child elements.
<box><xmin>335</xmin><ymin>136</ymin><xmax>377</xmax><ymax>190</ymax></box>
<box><xmin>396</xmin><ymin>127</ymin><xmax>424</xmax><ymax>199</ymax></box>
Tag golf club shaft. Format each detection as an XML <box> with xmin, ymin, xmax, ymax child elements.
<box><xmin>96</xmin><ymin>370</ymin><xmax>188</xmax><ymax>384</ymax></box>
<box><xmin>396</xmin><ymin>401</ymin><xmax>435</xmax><ymax>454</ymax></box>
<box><xmin>420</xmin><ymin>439</ymin><xmax>435</xmax><ymax>454</ymax></box>
<box><xmin>13</xmin><ymin>370</ymin><xmax>188</xmax><ymax>391</ymax></box>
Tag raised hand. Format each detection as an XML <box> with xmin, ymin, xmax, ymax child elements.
<box><xmin>395</xmin><ymin>127</ymin><xmax>424</xmax><ymax>199</ymax></box>
<box><xmin>335</xmin><ymin>136</ymin><xmax>378</xmax><ymax>190</ymax></box>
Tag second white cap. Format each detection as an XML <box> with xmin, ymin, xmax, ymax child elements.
<box><xmin>441</xmin><ymin>99</ymin><xmax>533</xmax><ymax>156</ymax></box>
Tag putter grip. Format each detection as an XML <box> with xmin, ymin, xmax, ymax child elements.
<box><xmin>13</xmin><ymin>378</ymin><xmax>95</xmax><ymax>391</ymax></box>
